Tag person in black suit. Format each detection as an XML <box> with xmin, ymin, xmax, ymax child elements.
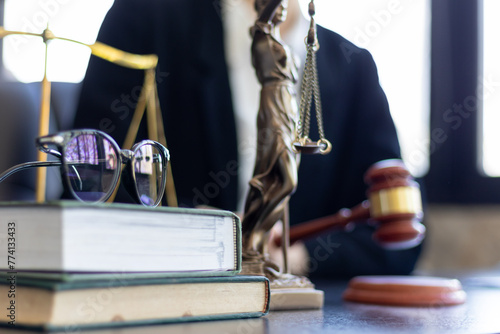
<box><xmin>74</xmin><ymin>0</ymin><xmax>422</xmax><ymax>278</ymax></box>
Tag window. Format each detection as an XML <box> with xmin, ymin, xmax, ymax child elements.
<box><xmin>309</xmin><ymin>0</ymin><xmax>431</xmax><ymax>177</ymax></box>
<box><xmin>481</xmin><ymin>0</ymin><xmax>500</xmax><ymax>177</ymax></box>
<box><xmin>2</xmin><ymin>0</ymin><xmax>113</xmax><ymax>83</ymax></box>
<box><xmin>425</xmin><ymin>0</ymin><xmax>500</xmax><ymax>203</ymax></box>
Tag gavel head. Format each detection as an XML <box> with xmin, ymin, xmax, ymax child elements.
<box><xmin>364</xmin><ymin>159</ymin><xmax>425</xmax><ymax>250</ymax></box>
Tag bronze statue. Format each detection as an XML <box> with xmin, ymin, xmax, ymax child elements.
<box><xmin>241</xmin><ymin>0</ymin><xmax>300</xmax><ymax>277</ymax></box>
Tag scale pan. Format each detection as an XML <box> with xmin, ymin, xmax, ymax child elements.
<box><xmin>293</xmin><ymin>138</ymin><xmax>331</xmax><ymax>155</ymax></box>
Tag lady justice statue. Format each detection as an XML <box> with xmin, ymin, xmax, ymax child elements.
<box><xmin>241</xmin><ymin>0</ymin><xmax>301</xmax><ymax>279</ymax></box>
<box><xmin>239</xmin><ymin>0</ymin><xmax>330</xmax><ymax>309</ymax></box>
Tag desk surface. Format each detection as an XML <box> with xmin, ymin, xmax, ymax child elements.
<box><xmin>6</xmin><ymin>276</ymin><xmax>500</xmax><ymax>334</ymax></box>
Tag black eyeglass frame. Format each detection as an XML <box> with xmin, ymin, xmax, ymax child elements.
<box><xmin>0</xmin><ymin>129</ymin><xmax>170</xmax><ymax>207</ymax></box>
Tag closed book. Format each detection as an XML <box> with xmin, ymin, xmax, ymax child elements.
<box><xmin>0</xmin><ymin>201</ymin><xmax>241</xmax><ymax>275</ymax></box>
<box><xmin>0</xmin><ymin>275</ymin><xmax>270</xmax><ymax>330</ymax></box>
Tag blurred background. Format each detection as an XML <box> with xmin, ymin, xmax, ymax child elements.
<box><xmin>0</xmin><ymin>0</ymin><xmax>499</xmax><ymax>273</ymax></box>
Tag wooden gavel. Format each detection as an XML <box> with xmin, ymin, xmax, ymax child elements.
<box><xmin>279</xmin><ymin>159</ymin><xmax>425</xmax><ymax>250</ymax></box>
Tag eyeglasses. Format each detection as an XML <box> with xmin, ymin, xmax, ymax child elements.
<box><xmin>0</xmin><ymin>129</ymin><xmax>170</xmax><ymax>207</ymax></box>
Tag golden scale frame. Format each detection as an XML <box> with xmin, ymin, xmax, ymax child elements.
<box><xmin>0</xmin><ymin>25</ymin><xmax>178</xmax><ymax>207</ymax></box>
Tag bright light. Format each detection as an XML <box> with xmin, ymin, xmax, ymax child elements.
<box><xmin>2</xmin><ymin>0</ymin><xmax>114</xmax><ymax>83</ymax></box>
<box><xmin>481</xmin><ymin>0</ymin><xmax>500</xmax><ymax>177</ymax></box>
<box><xmin>299</xmin><ymin>0</ymin><xmax>431</xmax><ymax>176</ymax></box>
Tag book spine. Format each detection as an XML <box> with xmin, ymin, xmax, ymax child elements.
<box><xmin>233</xmin><ymin>215</ymin><xmax>242</xmax><ymax>274</ymax></box>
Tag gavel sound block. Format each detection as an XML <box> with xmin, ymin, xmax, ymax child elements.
<box><xmin>282</xmin><ymin>159</ymin><xmax>425</xmax><ymax>250</ymax></box>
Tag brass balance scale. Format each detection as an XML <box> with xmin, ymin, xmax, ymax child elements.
<box><xmin>0</xmin><ymin>25</ymin><xmax>177</xmax><ymax>207</ymax></box>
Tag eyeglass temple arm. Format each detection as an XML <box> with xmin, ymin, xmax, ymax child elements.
<box><xmin>0</xmin><ymin>161</ymin><xmax>62</xmax><ymax>183</ymax></box>
<box><xmin>0</xmin><ymin>158</ymin><xmax>83</xmax><ymax>191</ymax></box>
<box><xmin>0</xmin><ymin>142</ymin><xmax>66</xmax><ymax>184</ymax></box>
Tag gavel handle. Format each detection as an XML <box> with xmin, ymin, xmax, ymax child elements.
<box><xmin>275</xmin><ymin>201</ymin><xmax>371</xmax><ymax>247</ymax></box>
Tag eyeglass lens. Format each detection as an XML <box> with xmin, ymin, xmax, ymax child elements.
<box><xmin>63</xmin><ymin>134</ymin><xmax>119</xmax><ymax>202</ymax></box>
<box><xmin>133</xmin><ymin>143</ymin><xmax>164</xmax><ymax>206</ymax></box>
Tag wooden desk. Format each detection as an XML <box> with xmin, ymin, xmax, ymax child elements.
<box><xmin>5</xmin><ymin>276</ymin><xmax>500</xmax><ymax>333</ymax></box>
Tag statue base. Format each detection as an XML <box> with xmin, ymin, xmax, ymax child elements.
<box><xmin>270</xmin><ymin>287</ymin><xmax>324</xmax><ymax>310</ymax></box>
<box><xmin>270</xmin><ymin>274</ymin><xmax>324</xmax><ymax>310</ymax></box>
<box><xmin>241</xmin><ymin>260</ymin><xmax>324</xmax><ymax>310</ymax></box>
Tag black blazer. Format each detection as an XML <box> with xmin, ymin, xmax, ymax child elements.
<box><xmin>74</xmin><ymin>0</ymin><xmax>421</xmax><ymax>278</ymax></box>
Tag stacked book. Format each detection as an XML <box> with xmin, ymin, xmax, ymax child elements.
<box><xmin>0</xmin><ymin>202</ymin><xmax>270</xmax><ymax>331</ymax></box>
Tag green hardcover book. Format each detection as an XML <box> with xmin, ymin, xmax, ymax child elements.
<box><xmin>0</xmin><ymin>275</ymin><xmax>270</xmax><ymax>331</ymax></box>
<box><xmin>0</xmin><ymin>201</ymin><xmax>241</xmax><ymax>276</ymax></box>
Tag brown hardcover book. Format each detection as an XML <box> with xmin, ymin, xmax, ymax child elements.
<box><xmin>0</xmin><ymin>275</ymin><xmax>269</xmax><ymax>330</ymax></box>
